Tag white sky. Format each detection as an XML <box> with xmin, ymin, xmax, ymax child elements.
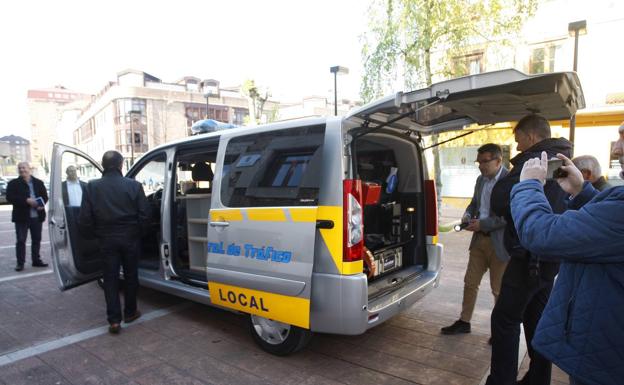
<box><xmin>0</xmin><ymin>0</ymin><xmax>370</xmax><ymax>138</ymax></box>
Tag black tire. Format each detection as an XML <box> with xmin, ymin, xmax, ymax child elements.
<box><xmin>248</xmin><ymin>314</ymin><xmax>313</xmax><ymax>356</ymax></box>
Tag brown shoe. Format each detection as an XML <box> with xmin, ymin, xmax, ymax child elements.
<box><xmin>124</xmin><ymin>311</ymin><xmax>141</xmax><ymax>324</ymax></box>
<box><xmin>108</xmin><ymin>323</ymin><xmax>121</xmax><ymax>334</ymax></box>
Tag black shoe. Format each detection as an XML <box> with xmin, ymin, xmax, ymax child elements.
<box><xmin>108</xmin><ymin>323</ymin><xmax>121</xmax><ymax>334</ymax></box>
<box><xmin>32</xmin><ymin>260</ymin><xmax>48</xmax><ymax>268</ymax></box>
<box><xmin>15</xmin><ymin>264</ymin><xmax>24</xmax><ymax>272</ymax></box>
<box><xmin>441</xmin><ymin>320</ymin><xmax>471</xmax><ymax>335</ymax></box>
<box><xmin>124</xmin><ymin>310</ymin><xmax>141</xmax><ymax>324</ymax></box>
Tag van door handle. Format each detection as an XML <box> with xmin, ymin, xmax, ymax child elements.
<box><xmin>316</xmin><ymin>220</ymin><xmax>334</xmax><ymax>229</ymax></box>
<box><xmin>210</xmin><ymin>221</ymin><xmax>230</xmax><ymax>227</ymax></box>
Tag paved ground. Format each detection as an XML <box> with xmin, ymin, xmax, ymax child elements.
<box><xmin>0</xmin><ymin>204</ymin><xmax>569</xmax><ymax>384</ymax></box>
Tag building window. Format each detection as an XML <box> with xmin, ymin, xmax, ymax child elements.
<box><xmin>529</xmin><ymin>44</ymin><xmax>562</xmax><ymax>74</ymax></box>
<box><xmin>114</xmin><ymin>98</ymin><xmax>146</xmax><ymax>124</ymax></box>
<box><xmin>184</xmin><ymin>104</ymin><xmax>229</xmax><ymax>127</ymax></box>
<box><xmin>233</xmin><ymin>108</ymin><xmax>248</xmax><ymax>126</ymax></box>
<box><xmin>452</xmin><ymin>52</ymin><xmax>483</xmax><ymax>77</ymax></box>
<box><xmin>79</xmin><ymin>119</ymin><xmax>95</xmax><ymax>142</ymax></box>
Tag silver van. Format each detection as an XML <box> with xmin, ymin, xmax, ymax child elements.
<box><xmin>49</xmin><ymin>69</ymin><xmax>584</xmax><ymax>355</ymax></box>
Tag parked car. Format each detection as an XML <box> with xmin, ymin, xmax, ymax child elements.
<box><xmin>0</xmin><ymin>180</ymin><xmax>7</xmax><ymax>203</ymax></box>
<box><xmin>48</xmin><ymin>69</ymin><xmax>584</xmax><ymax>355</ymax></box>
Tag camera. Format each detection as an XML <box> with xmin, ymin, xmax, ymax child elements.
<box><xmin>546</xmin><ymin>159</ymin><xmax>568</xmax><ymax>179</ymax></box>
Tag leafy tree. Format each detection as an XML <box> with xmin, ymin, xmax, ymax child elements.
<box><xmin>361</xmin><ymin>0</ymin><xmax>537</xmax><ymax>217</ymax></box>
<box><xmin>241</xmin><ymin>79</ymin><xmax>271</xmax><ymax>125</ymax></box>
<box><xmin>361</xmin><ymin>0</ymin><xmax>538</xmax><ymax>100</ymax></box>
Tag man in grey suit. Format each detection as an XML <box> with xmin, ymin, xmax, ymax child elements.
<box><xmin>442</xmin><ymin>143</ymin><xmax>509</xmax><ymax>336</ymax></box>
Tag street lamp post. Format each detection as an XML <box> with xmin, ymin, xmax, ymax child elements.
<box><xmin>201</xmin><ymin>79</ymin><xmax>220</xmax><ymax>120</ymax></box>
<box><xmin>568</xmin><ymin>20</ymin><xmax>587</xmax><ymax>145</ymax></box>
<box><xmin>205</xmin><ymin>93</ymin><xmax>210</xmax><ymax>119</ymax></box>
<box><xmin>330</xmin><ymin>66</ymin><xmax>349</xmax><ymax>116</ymax></box>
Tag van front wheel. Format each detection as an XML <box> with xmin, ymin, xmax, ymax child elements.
<box><xmin>248</xmin><ymin>314</ymin><xmax>312</xmax><ymax>355</ymax></box>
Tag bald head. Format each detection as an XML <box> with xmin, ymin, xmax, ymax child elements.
<box><xmin>101</xmin><ymin>150</ymin><xmax>124</xmax><ymax>171</ymax></box>
<box><xmin>17</xmin><ymin>162</ymin><xmax>31</xmax><ymax>180</ymax></box>
<box><xmin>66</xmin><ymin>165</ymin><xmax>78</xmax><ymax>181</ymax></box>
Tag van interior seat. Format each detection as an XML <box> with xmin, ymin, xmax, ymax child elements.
<box><xmin>186</xmin><ymin>162</ymin><xmax>213</xmax><ymax>194</ymax></box>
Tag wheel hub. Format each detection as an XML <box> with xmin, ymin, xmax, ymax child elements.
<box><xmin>250</xmin><ymin>315</ymin><xmax>291</xmax><ymax>345</ymax></box>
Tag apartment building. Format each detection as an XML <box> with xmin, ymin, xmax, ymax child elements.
<box><xmin>26</xmin><ymin>86</ymin><xmax>91</xmax><ymax>175</ymax></box>
<box><xmin>68</xmin><ymin>69</ymin><xmax>279</xmax><ymax>170</ymax></box>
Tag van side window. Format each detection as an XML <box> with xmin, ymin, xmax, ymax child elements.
<box><xmin>220</xmin><ymin>125</ymin><xmax>325</xmax><ymax>207</ymax></box>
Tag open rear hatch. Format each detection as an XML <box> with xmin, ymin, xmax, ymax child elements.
<box><xmin>346</xmin><ymin>69</ymin><xmax>585</xmax><ymax>300</ymax></box>
<box><xmin>346</xmin><ymin>69</ymin><xmax>585</xmax><ymax>134</ymax></box>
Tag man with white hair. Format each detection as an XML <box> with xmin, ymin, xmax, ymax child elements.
<box><xmin>6</xmin><ymin>162</ymin><xmax>48</xmax><ymax>271</ymax></box>
<box><xmin>572</xmin><ymin>155</ymin><xmax>611</xmax><ymax>191</ymax></box>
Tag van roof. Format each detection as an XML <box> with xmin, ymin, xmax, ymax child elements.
<box><xmin>147</xmin><ymin>116</ymin><xmax>330</xmax><ymax>153</ymax></box>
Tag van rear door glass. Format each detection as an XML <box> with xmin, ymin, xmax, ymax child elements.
<box><xmin>220</xmin><ymin>125</ymin><xmax>325</xmax><ymax>207</ymax></box>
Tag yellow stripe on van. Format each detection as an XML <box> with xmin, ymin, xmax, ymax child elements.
<box><xmin>210</xmin><ymin>209</ymin><xmax>243</xmax><ymax>221</ymax></box>
<box><xmin>342</xmin><ymin>260</ymin><xmax>364</xmax><ymax>275</ymax></box>
<box><xmin>317</xmin><ymin>205</ymin><xmax>361</xmax><ymax>275</ymax></box>
<box><xmin>246</xmin><ymin>208</ymin><xmax>287</xmax><ymax>222</ymax></box>
<box><xmin>288</xmin><ymin>207</ymin><xmax>317</xmax><ymax>222</ymax></box>
<box><xmin>208</xmin><ymin>282</ymin><xmax>310</xmax><ymax>329</ymax></box>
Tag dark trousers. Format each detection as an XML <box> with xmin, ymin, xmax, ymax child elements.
<box><xmin>15</xmin><ymin>217</ymin><xmax>43</xmax><ymax>266</ymax></box>
<box><xmin>486</xmin><ymin>257</ymin><xmax>557</xmax><ymax>385</ymax></box>
<box><xmin>101</xmin><ymin>236</ymin><xmax>139</xmax><ymax>325</ymax></box>
<box><xmin>569</xmin><ymin>377</ymin><xmax>589</xmax><ymax>385</ymax></box>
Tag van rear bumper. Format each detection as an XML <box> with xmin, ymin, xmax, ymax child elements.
<box><xmin>310</xmin><ymin>243</ymin><xmax>442</xmax><ymax>335</ymax></box>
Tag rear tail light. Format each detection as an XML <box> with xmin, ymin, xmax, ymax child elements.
<box><xmin>343</xmin><ymin>179</ymin><xmax>363</xmax><ymax>262</ymax></box>
<box><xmin>424</xmin><ymin>179</ymin><xmax>438</xmax><ymax>236</ymax></box>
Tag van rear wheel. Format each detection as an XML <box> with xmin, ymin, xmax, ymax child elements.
<box><xmin>248</xmin><ymin>314</ymin><xmax>312</xmax><ymax>356</ymax></box>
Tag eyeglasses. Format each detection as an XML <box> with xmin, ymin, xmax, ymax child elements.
<box><xmin>474</xmin><ymin>158</ymin><xmax>498</xmax><ymax>165</ymax></box>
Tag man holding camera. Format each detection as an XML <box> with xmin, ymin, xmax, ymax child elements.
<box><xmin>441</xmin><ymin>143</ymin><xmax>509</xmax><ymax>337</ymax></box>
<box><xmin>486</xmin><ymin>115</ymin><xmax>572</xmax><ymax>385</ymax></box>
<box><xmin>511</xmin><ymin>151</ymin><xmax>624</xmax><ymax>385</ymax></box>
<box><xmin>6</xmin><ymin>162</ymin><xmax>48</xmax><ymax>271</ymax></box>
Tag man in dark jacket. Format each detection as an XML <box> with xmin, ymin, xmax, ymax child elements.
<box><xmin>511</xmin><ymin>152</ymin><xmax>624</xmax><ymax>385</ymax></box>
<box><xmin>6</xmin><ymin>162</ymin><xmax>49</xmax><ymax>271</ymax></box>
<box><xmin>486</xmin><ymin>115</ymin><xmax>573</xmax><ymax>385</ymax></box>
<box><xmin>79</xmin><ymin>151</ymin><xmax>149</xmax><ymax>334</ymax></box>
<box><xmin>61</xmin><ymin>165</ymin><xmax>87</xmax><ymax>206</ymax></box>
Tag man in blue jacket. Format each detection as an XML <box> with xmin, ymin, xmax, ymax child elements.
<box><xmin>511</xmin><ymin>151</ymin><xmax>624</xmax><ymax>385</ymax></box>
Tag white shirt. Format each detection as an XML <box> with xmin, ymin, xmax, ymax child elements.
<box><xmin>66</xmin><ymin>180</ymin><xmax>83</xmax><ymax>207</ymax></box>
<box><xmin>478</xmin><ymin>166</ymin><xmax>504</xmax><ymax>220</ymax></box>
